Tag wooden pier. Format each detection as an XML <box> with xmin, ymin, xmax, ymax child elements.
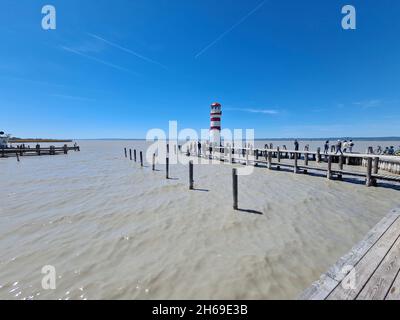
<box><xmin>1</xmin><ymin>145</ymin><xmax>80</xmax><ymax>158</ymax></box>
<box><xmin>299</xmin><ymin>207</ymin><xmax>400</xmax><ymax>300</ymax></box>
<box><xmin>185</xmin><ymin>144</ymin><xmax>400</xmax><ymax>187</ymax></box>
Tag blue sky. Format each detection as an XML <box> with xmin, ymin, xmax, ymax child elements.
<box><xmin>1</xmin><ymin>0</ymin><xmax>399</xmax><ymax>139</ymax></box>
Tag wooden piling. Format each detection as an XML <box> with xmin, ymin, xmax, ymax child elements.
<box><xmin>152</xmin><ymin>153</ymin><xmax>156</xmax><ymax>171</ymax></box>
<box><xmin>166</xmin><ymin>156</ymin><xmax>169</xmax><ymax>179</ymax></box>
<box><xmin>16</xmin><ymin>152</ymin><xmax>20</xmax><ymax>162</ymax></box>
<box><xmin>317</xmin><ymin>148</ymin><xmax>321</xmax><ymax>163</ymax></box>
<box><xmin>366</xmin><ymin>157</ymin><xmax>373</xmax><ymax>187</ymax></box>
<box><xmin>63</xmin><ymin>144</ymin><xmax>68</xmax><ymax>154</ymax></box>
<box><xmin>140</xmin><ymin>151</ymin><xmax>143</xmax><ymax>167</ymax></box>
<box><xmin>373</xmin><ymin>157</ymin><xmax>379</xmax><ymax>174</ymax></box>
<box><xmin>129</xmin><ymin>149</ymin><xmax>132</xmax><ymax>161</ymax></box>
<box><xmin>327</xmin><ymin>155</ymin><xmax>332</xmax><ymax>179</ymax></box>
<box><xmin>232</xmin><ymin>168</ymin><xmax>238</xmax><ymax>210</ymax></box>
<box><xmin>268</xmin><ymin>151</ymin><xmax>272</xmax><ymax>170</ymax></box>
<box><xmin>338</xmin><ymin>154</ymin><xmax>344</xmax><ymax>180</ymax></box>
<box><xmin>189</xmin><ymin>160</ymin><xmax>194</xmax><ymax>190</ymax></box>
<box><xmin>372</xmin><ymin>157</ymin><xmax>379</xmax><ymax>187</ymax></box>
<box><xmin>134</xmin><ymin>150</ymin><xmax>137</xmax><ymax>162</ymax></box>
<box><xmin>304</xmin><ymin>151</ymin><xmax>308</xmax><ymax>173</ymax></box>
<box><xmin>294</xmin><ymin>152</ymin><xmax>298</xmax><ymax>174</ymax></box>
<box><xmin>124</xmin><ymin>148</ymin><xmax>127</xmax><ymax>158</ymax></box>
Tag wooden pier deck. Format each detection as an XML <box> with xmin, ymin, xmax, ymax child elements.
<box><xmin>1</xmin><ymin>145</ymin><xmax>80</xmax><ymax>158</ymax></box>
<box><xmin>299</xmin><ymin>207</ymin><xmax>400</xmax><ymax>300</ymax></box>
<box><xmin>185</xmin><ymin>144</ymin><xmax>400</xmax><ymax>187</ymax></box>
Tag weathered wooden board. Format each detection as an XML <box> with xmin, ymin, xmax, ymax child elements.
<box><xmin>326</xmin><ymin>210</ymin><xmax>400</xmax><ymax>282</ymax></box>
<box><xmin>356</xmin><ymin>234</ymin><xmax>400</xmax><ymax>300</ymax></box>
<box><xmin>300</xmin><ymin>208</ymin><xmax>400</xmax><ymax>300</ymax></box>
<box><xmin>297</xmin><ymin>274</ymin><xmax>338</xmax><ymax>300</ymax></box>
<box><xmin>327</xmin><ymin>216</ymin><xmax>400</xmax><ymax>300</ymax></box>
<box><xmin>385</xmin><ymin>270</ymin><xmax>400</xmax><ymax>300</ymax></box>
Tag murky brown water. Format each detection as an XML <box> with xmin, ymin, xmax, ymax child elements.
<box><xmin>0</xmin><ymin>140</ymin><xmax>399</xmax><ymax>299</ymax></box>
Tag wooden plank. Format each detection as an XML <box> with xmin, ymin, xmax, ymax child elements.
<box><xmin>385</xmin><ymin>270</ymin><xmax>400</xmax><ymax>300</ymax></box>
<box><xmin>298</xmin><ymin>274</ymin><xmax>339</xmax><ymax>300</ymax></box>
<box><xmin>326</xmin><ymin>210</ymin><xmax>400</xmax><ymax>282</ymax></box>
<box><xmin>357</xmin><ymin>234</ymin><xmax>400</xmax><ymax>300</ymax></box>
<box><xmin>327</xmin><ymin>216</ymin><xmax>400</xmax><ymax>300</ymax></box>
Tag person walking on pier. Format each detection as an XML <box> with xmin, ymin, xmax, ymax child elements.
<box><xmin>348</xmin><ymin>140</ymin><xmax>354</xmax><ymax>153</ymax></box>
<box><xmin>294</xmin><ymin>140</ymin><xmax>299</xmax><ymax>151</ymax></box>
<box><xmin>335</xmin><ymin>140</ymin><xmax>343</xmax><ymax>155</ymax></box>
<box><xmin>343</xmin><ymin>140</ymin><xmax>348</xmax><ymax>153</ymax></box>
<box><xmin>324</xmin><ymin>141</ymin><xmax>329</xmax><ymax>154</ymax></box>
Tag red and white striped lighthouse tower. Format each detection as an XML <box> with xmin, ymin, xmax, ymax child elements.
<box><xmin>210</xmin><ymin>102</ymin><xmax>222</xmax><ymax>145</ymax></box>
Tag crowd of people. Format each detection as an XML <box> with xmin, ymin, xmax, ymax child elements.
<box><xmin>322</xmin><ymin>140</ymin><xmax>354</xmax><ymax>155</ymax></box>
<box><xmin>320</xmin><ymin>140</ymin><xmax>399</xmax><ymax>156</ymax></box>
<box><xmin>289</xmin><ymin>139</ymin><xmax>400</xmax><ymax>156</ymax></box>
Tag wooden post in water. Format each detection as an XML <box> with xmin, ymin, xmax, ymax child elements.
<box><xmin>152</xmin><ymin>153</ymin><xmax>156</xmax><ymax>171</ymax></box>
<box><xmin>372</xmin><ymin>157</ymin><xmax>379</xmax><ymax>187</ymax></box>
<box><xmin>366</xmin><ymin>157</ymin><xmax>373</xmax><ymax>187</ymax></box>
<box><xmin>304</xmin><ymin>151</ymin><xmax>308</xmax><ymax>173</ymax></box>
<box><xmin>317</xmin><ymin>148</ymin><xmax>321</xmax><ymax>163</ymax></box>
<box><xmin>276</xmin><ymin>147</ymin><xmax>281</xmax><ymax>170</ymax></box>
<box><xmin>267</xmin><ymin>151</ymin><xmax>272</xmax><ymax>170</ymax></box>
<box><xmin>63</xmin><ymin>144</ymin><xmax>68</xmax><ymax>154</ymax></box>
<box><xmin>124</xmin><ymin>148</ymin><xmax>127</xmax><ymax>158</ymax></box>
<box><xmin>140</xmin><ymin>151</ymin><xmax>143</xmax><ymax>167</ymax></box>
<box><xmin>16</xmin><ymin>152</ymin><xmax>20</xmax><ymax>162</ymax></box>
<box><xmin>338</xmin><ymin>154</ymin><xmax>344</xmax><ymax>180</ymax></box>
<box><xmin>294</xmin><ymin>152</ymin><xmax>298</xmax><ymax>174</ymax></box>
<box><xmin>189</xmin><ymin>161</ymin><xmax>194</xmax><ymax>190</ymax></box>
<box><xmin>166</xmin><ymin>156</ymin><xmax>169</xmax><ymax>179</ymax></box>
<box><xmin>327</xmin><ymin>155</ymin><xmax>332</xmax><ymax>179</ymax></box>
<box><xmin>129</xmin><ymin>149</ymin><xmax>132</xmax><ymax>161</ymax></box>
<box><xmin>232</xmin><ymin>168</ymin><xmax>238</xmax><ymax>210</ymax></box>
<box><xmin>373</xmin><ymin>157</ymin><xmax>379</xmax><ymax>174</ymax></box>
<box><xmin>134</xmin><ymin>150</ymin><xmax>137</xmax><ymax>162</ymax></box>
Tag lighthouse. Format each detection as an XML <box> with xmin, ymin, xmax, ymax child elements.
<box><xmin>210</xmin><ymin>102</ymin><xmax>222</xmax><ymax>145</ymax></box>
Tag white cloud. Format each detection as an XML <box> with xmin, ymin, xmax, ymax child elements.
<box><xmin>353</xmin><ymin>99</ymin><xmax>382</xmax><ymax>108</ymax></box>
<box><xmin>226</xmin><ymin>107</ymin><xmax>279</xmax><ymax>115</ymax></box>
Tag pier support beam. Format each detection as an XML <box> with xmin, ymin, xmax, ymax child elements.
<box><xmin>276</xmin><ymin>147</ymin><xmax>281</xmax><ymax>170</ymax></box>
<box><xmin>338</xmin><ymin>155</ymin><xmax>344</xmax><ymax>180</ymax></box>
<box><xmin>267</xmin><ymin>151</ymin><xmax>272</xmax><ymax>170</ymax></box>
<box><xmin>317</xmin><ymin>148</ymin><xmax>321</xmax><ymax>163</ymax></box>
<box><xmin>366</xmin><ymin>157</ymin><xmax>373</xmax><ymax>187</ymax></box>
<box><xmin>327</xmin><ymin>155</ymin><xmax>332</xmax><ymax>179</ymax></box>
